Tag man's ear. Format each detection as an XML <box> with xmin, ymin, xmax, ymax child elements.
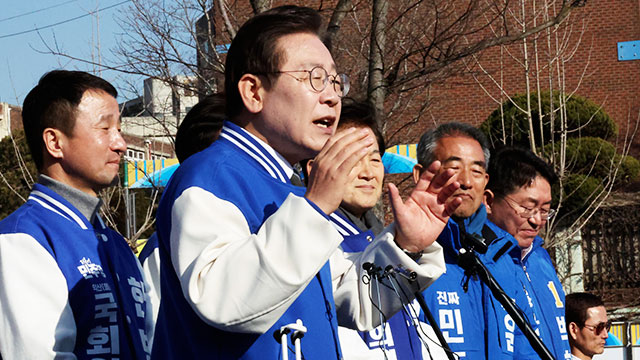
<box><xmin>568</xmin><ymin>322</ymin><xmax>580</xmax><ymax>341</ymax></box>
<box><xmin>483</xmin><ymin>189</ymin><xmax>495</xmax><ymax>214</ymax></box>
<box><xmin>237</xmin><ymin>74</ymin><xmax>265</xmax><ymax>114</ymax></box>
<box><xmin>412</xmin><ymin>164</ymin><xmax>423</xmax><ymax>184</ymax></box>
<box><xmin>42</xmin><ymin>128</ymin><xmax>65</xmax><ymax>160</ymax></box>
<box><xmin>306</xmin><ymin>159</ymin><xmax>315</xmax><ymax>176</ymax></box>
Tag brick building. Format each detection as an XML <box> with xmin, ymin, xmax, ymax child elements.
<box><xmin>383</xmin><ymin>1</ymin><xmax>640</xmax><ymax>155</ymax></box>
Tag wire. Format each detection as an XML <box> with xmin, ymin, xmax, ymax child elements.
<box><xmin>0</xmin><ymin>0</ymin><xmax>131</xmax><ymax>40</ymax></box>
<box><xmin>0</xmin><ymin>0</ymin><xmax>78</xmax><ymax>23</ymax></box>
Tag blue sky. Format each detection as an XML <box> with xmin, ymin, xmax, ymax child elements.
<box><xmin>0</xmin><ymin>0</ymin><xmax>137</xmax><ymax>105</ymax></box>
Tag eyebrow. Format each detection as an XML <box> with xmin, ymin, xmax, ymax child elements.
<box><xmin>303</xmin><ymin>62</ymin><xmax>338</xmax><ymax>72</ymax></box>
<box><xmin>523</xmin><ymin>196</ymin><xmax>552</xmax><ymax>206</ymax></box>
<box><xmin>442</xmin><ymin>156</ymin><xmax>486</xmax><ymax>168</ymax></box>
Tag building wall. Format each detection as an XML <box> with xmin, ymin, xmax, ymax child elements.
<box><xmin>413</xmin><ymin>1</ymin><xmax>640</xmax><ymax>154</ymax></box>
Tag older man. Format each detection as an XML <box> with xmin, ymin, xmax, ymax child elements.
<box><xmin>152</xmin><ymin>6</ymin><xmax>460</xmax><ymax>359</ymax></box>
<box><xmin>0</xmin><ymin>70</ymin><xmax>153</xmax><ymax>359</ymax></box>
<box><xmin>412</xmin><ymin>122</ymin><xmax>491</xmax><ymax>359</ymax></box>
<box><xmin>565</xmin><ymin>293</ymin><xmax>610</xmax><ymax>360</ymax></box>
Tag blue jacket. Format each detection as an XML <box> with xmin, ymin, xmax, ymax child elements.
<box><xmin>517</xmin><ymin>236</ymin><xmax>572</xmax><ymax>360</ymax></box>
<box><xmin>419</xmin><ymin>207</ymin><xmax>488</xmax><ymax>359</ymax></box>
<box><xmin>152</xmin><ymin>121</ymin><xmax>341</xmax><ymax>359</ymax></box>
<box><xmin>0</xmin><ymin>183</ymin><xmax>152</xmax><ymax>359</ymax></box>
<box><xmin>481</xmin><ymin>220</ymin><xmax>571</xmax><ymax>359</ymax></box>
<box><xmin>480</xmin><ymin>220</ymin><xmax>543</xmax><ymax>359</ymax></box>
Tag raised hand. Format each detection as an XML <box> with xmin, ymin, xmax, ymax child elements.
<box><xmin>305</xmin><ymin>127</ymin><xmax>374</xmax><ymax>214</ymax></box>
<box><xmin>389</xmin><ymin>161</ymin><xmax>461</xmax><ymax>253</ymax></box>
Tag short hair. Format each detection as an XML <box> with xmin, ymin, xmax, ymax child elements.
<box><xmin>486</xmin><ymin>146</ymin><xmax>558</xmax><ymax>199</ymax></box>
<box><xmin>22</xmin><ymin>70</ymin><xmax>118</xmax><ymax>170</ymax></box>
<box><xmin>224</xmin><ymin>5</ymin><xmax>324</xmax><ymax>119</ymax></box>
<box><xmin>416</xmin><ymin>122</ymin><xmax>490</xmax><ymax>169</ymax></box>
<box><xmin>175</xmin><ymin>93</ymin><xmax>225</xmax><ymax>163</ymax></box>
<box><xmin>565</xmin><ymin>292</ymin><xmax>605</xmax><ymax>327</ymax></box>
<box><xmin>338</xmin><ymin>101</ymin><xmax>385</xmax><ymax>155</ymax></box>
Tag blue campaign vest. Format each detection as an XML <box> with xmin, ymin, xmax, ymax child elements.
<box><xmin>419</xmin><ymin>209</ymin><xmax>487</xmax><ymax>359</ymax></box>
<box><xmin>480</xmin><ymin>220</ymin><xmax>542</xmax><ymax>359</ymax></box>
<box><xmin>330</xmin><ymin>210</ymin><xmax>424</xmax><ymax>360</ymax></box>
<box><xmin>152</xmin><ymin>121</ymin><xmax>341</xmax><ymax>359</ymax></box>
<box><xmin>0</xmin><ymin>184</ymin><xmax>151</xmax><ymax>359</ymax></box>
<box><xmin>517</xmin><ymin>236</ymin><xmax>572</xmax><ymax>360</ymax></box>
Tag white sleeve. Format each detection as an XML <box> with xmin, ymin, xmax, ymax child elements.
<box><xmin>141</xmin><ymin>246</ymin><xmax>161</xmax><ymax>327</ymax></box>
<box><xmin>0</xmin><ymin>233</ymin><xmax>77</xmax><ymax>359</ymax></box>
<box><xmin>169</xmin><ymin>188</ymin><xmax>344</xmax><ymax>333</ymax></box>
<box><xmin>331</xmin><ymin>224</ymin><xmax>445</xmax><ymax>331</ymax></box>
<box><xmin>130</xmin><ymin>246</ymin><xmax>156</xmax><ymax>345</ymax></box>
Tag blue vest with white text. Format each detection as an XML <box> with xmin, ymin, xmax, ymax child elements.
<box><xmin>0</xmin><ymin>184</ymin><xmax>152</xmax><ymax>359</ymax></box>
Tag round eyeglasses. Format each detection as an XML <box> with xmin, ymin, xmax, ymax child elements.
<box><xmin>503</xmin><ymin>195</ymin><xmax>556</xmax><ymax>221</ymax></box>
<box><xmin>268</xmin><ymin>66</ymin><xmax>350</xmax><ymax>98</ymax></box>
<box><xmin>583</xmin><ymin>320</ymin><xmax>611</xmax><ymax>335</ymax></box>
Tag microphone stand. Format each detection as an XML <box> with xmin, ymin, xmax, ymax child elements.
<box><xmin>413</xmin><ymin>290</ymin><xmax>457</xmax><ymax>360</ymax></box>
<box><xmin>457</xmin><ymin>232</ymin><xmax>555</xmax><ymax>360</ymax></box>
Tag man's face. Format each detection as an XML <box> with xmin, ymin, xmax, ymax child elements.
<box><xmin>433</xmin><ymin>136</ymin><xmax>488</xmax><ymax>218</ymax></box>
<box><xmin>571</xmin><ymin>306</ymin><xmax>609</xmax><ymax>357</ymax></box>
<box><xmin>59</xmin><ymin>90</ymin><xmax>126</xmax><ymax>196</ymax></box>
<box><xmin>340</xmin><ymin>126</ymin><xmax>384</xmax><ymax>217</ymax></box>
<box><xmin>487</xmin><ymin>175</ymin><xmax>552</xmax><ymax>248</ymax></box>
<box><xmin>257</xmin><ymin>32</ymin><xmax>341</xmax><ymax>164</ymax></box>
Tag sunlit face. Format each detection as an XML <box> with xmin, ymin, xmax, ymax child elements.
<box><xmin>434</xmin><ymin>136</ymin><xmax>488</xmax><ymax>218</ymax></box>
<box><xmin>59</xmin><ymin>90</ymin><xmax>126</xmax><ymax>196</ymax></box>
<box><xmin>488</xmin><ymin>175</ymin><xmax>552</xmax><ymax>248</ymax></box>
<box><xmin>256</xmin><ymin>32</ymin><xmax>342</xmax><ymax>164</ymax></box>
<box><xmin>339</xmin><ymin>127</ymin><xmax>384</xmax><ymax>217</ymax></box>
<box><xmin>571</xmin><ymin>306</ymin><xmax>609</xmax><ymax>358</ymax></box>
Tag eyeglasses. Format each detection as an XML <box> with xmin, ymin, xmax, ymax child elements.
<box><xmin>502</xmin><ymin>195</ymin><xmax>556</xmax><ymax>221</ymax></box>
<box><xmin>583</xmin><ymin>320</ymin><xmax>612</xmax><ymax>335</ymax></box>
<box><xmin>267</xmin><ymin>66</ymin><xmax>350</xmax><ymax>97</ymax></box>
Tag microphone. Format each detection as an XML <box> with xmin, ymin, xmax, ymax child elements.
<box><xmin>362</xmin><ymin>262</ymin><xmax>383</xmax><ymax>276</ymax></box>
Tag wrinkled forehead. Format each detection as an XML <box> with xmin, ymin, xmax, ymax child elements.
<box><xmin>436</xmin><ymin>136</ymin><xmax>486</xmax><ymax>163</ymax></box>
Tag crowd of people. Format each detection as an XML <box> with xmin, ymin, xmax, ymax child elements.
<box><xmin>0</xmin><ymin>5</ymin><xmax>614</xmax><ymax>360</ymax></box>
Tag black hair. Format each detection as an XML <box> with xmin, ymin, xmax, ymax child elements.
<box><xmin>22</xmin><ymin>70</ymin><xmax>117</xmax><ymax>170</ymax></box>
<box><xmin>486</xmin><ymin>146</ymin><xmax>558</xmax><ymax>199</ymax></box>
<box><xmin>565</xmin><ymin>292</ymin><xmax>605</xmax><ymax>327</ymax></box>
<box><xmin>338</xmin><ymin>101</ymin><xmax>385</xmax><ymax>155</ymax></box>
<box><xmin>417</xmin><ymin>122</ymin><xmax>490</xmax><ymax>169</ymax></box>
<box><xmin>175</xmin><ymin>93</ymin><xmax>225</xmax><ymax>163</ymax></box>
<box><xmin>224</xmin><ymin>5</ymin><xmax>324</xmax><ymax>119</ymax></box>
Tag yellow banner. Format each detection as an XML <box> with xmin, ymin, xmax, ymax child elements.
<box><xmin>124</xmin><ymin>159</ymin><xmax>179</xmax><ymax>188</ymax></box>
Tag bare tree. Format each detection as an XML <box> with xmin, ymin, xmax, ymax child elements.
<box><xmin>30</xmin><ymin>0</ymin><xmax>588</xmax><ymax>245</ymax></box>
<box><xmin>464</xmin><ymin>0</ymin><xmax>638</xmax><ymax>291</ymax></box>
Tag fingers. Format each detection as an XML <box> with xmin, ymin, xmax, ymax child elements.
<box><xmin>436</xmin><ymin>173</ymin><xmax>460</xmax><ymax>203</ymax></box>
<box><xmin>414</xmin><ymin>161</ymin><xmax>440</xmax><ymax>192</ymax></box>
<box><xmin>387</xmin><ymin>183</ymin><xmax>402</xmax><ymax>215</ymax></box>
<box><xmin>305</xmin><ymin>127</ymin><xmax>375</xmax><ymax>214</ymax></box>
<box><xmin>443</xmin><ymin>194</ymin><xmax>463</xmax><ymax>218</ymax></box>
<box><xmin>316</xmin><ymin>127</ymin><xmax>373</xmax><ymax>172</ymax></box>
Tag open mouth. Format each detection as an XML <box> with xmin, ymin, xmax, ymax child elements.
<box><xmin>313</xmin><ymin>117</ymin><xmax>335</xmax><ymax>128</ymax></box>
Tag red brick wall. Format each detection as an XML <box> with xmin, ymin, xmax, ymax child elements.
<box><xmin>415</xmin><ymin>1</ymin><xmax>640</xmax><ymax>154</ymax></box>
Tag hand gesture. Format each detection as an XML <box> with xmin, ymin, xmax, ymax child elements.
<box><xmin>389</xmin><ymin>161</ymin><xmax>461</xmax><ymax>252</ymax></box>
<box><xmin>305</xmin><ymin>128</ymin><xmax>373</xmax><ymax>214</ymax></box>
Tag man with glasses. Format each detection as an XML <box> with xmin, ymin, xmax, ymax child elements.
<box><xmin>565</xmin><ymin>292</ymin><xmax>610</xmax><ymax>360</ymax></box>
<box><xmin>152</xmin><ymin>6</ymin><xmax>459</xmax><ymax>359</ymax></box>
<box><xmin>485</xmin><ymin>146</ymin><xmax>572</xmax><ymax>359</ymax></box>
